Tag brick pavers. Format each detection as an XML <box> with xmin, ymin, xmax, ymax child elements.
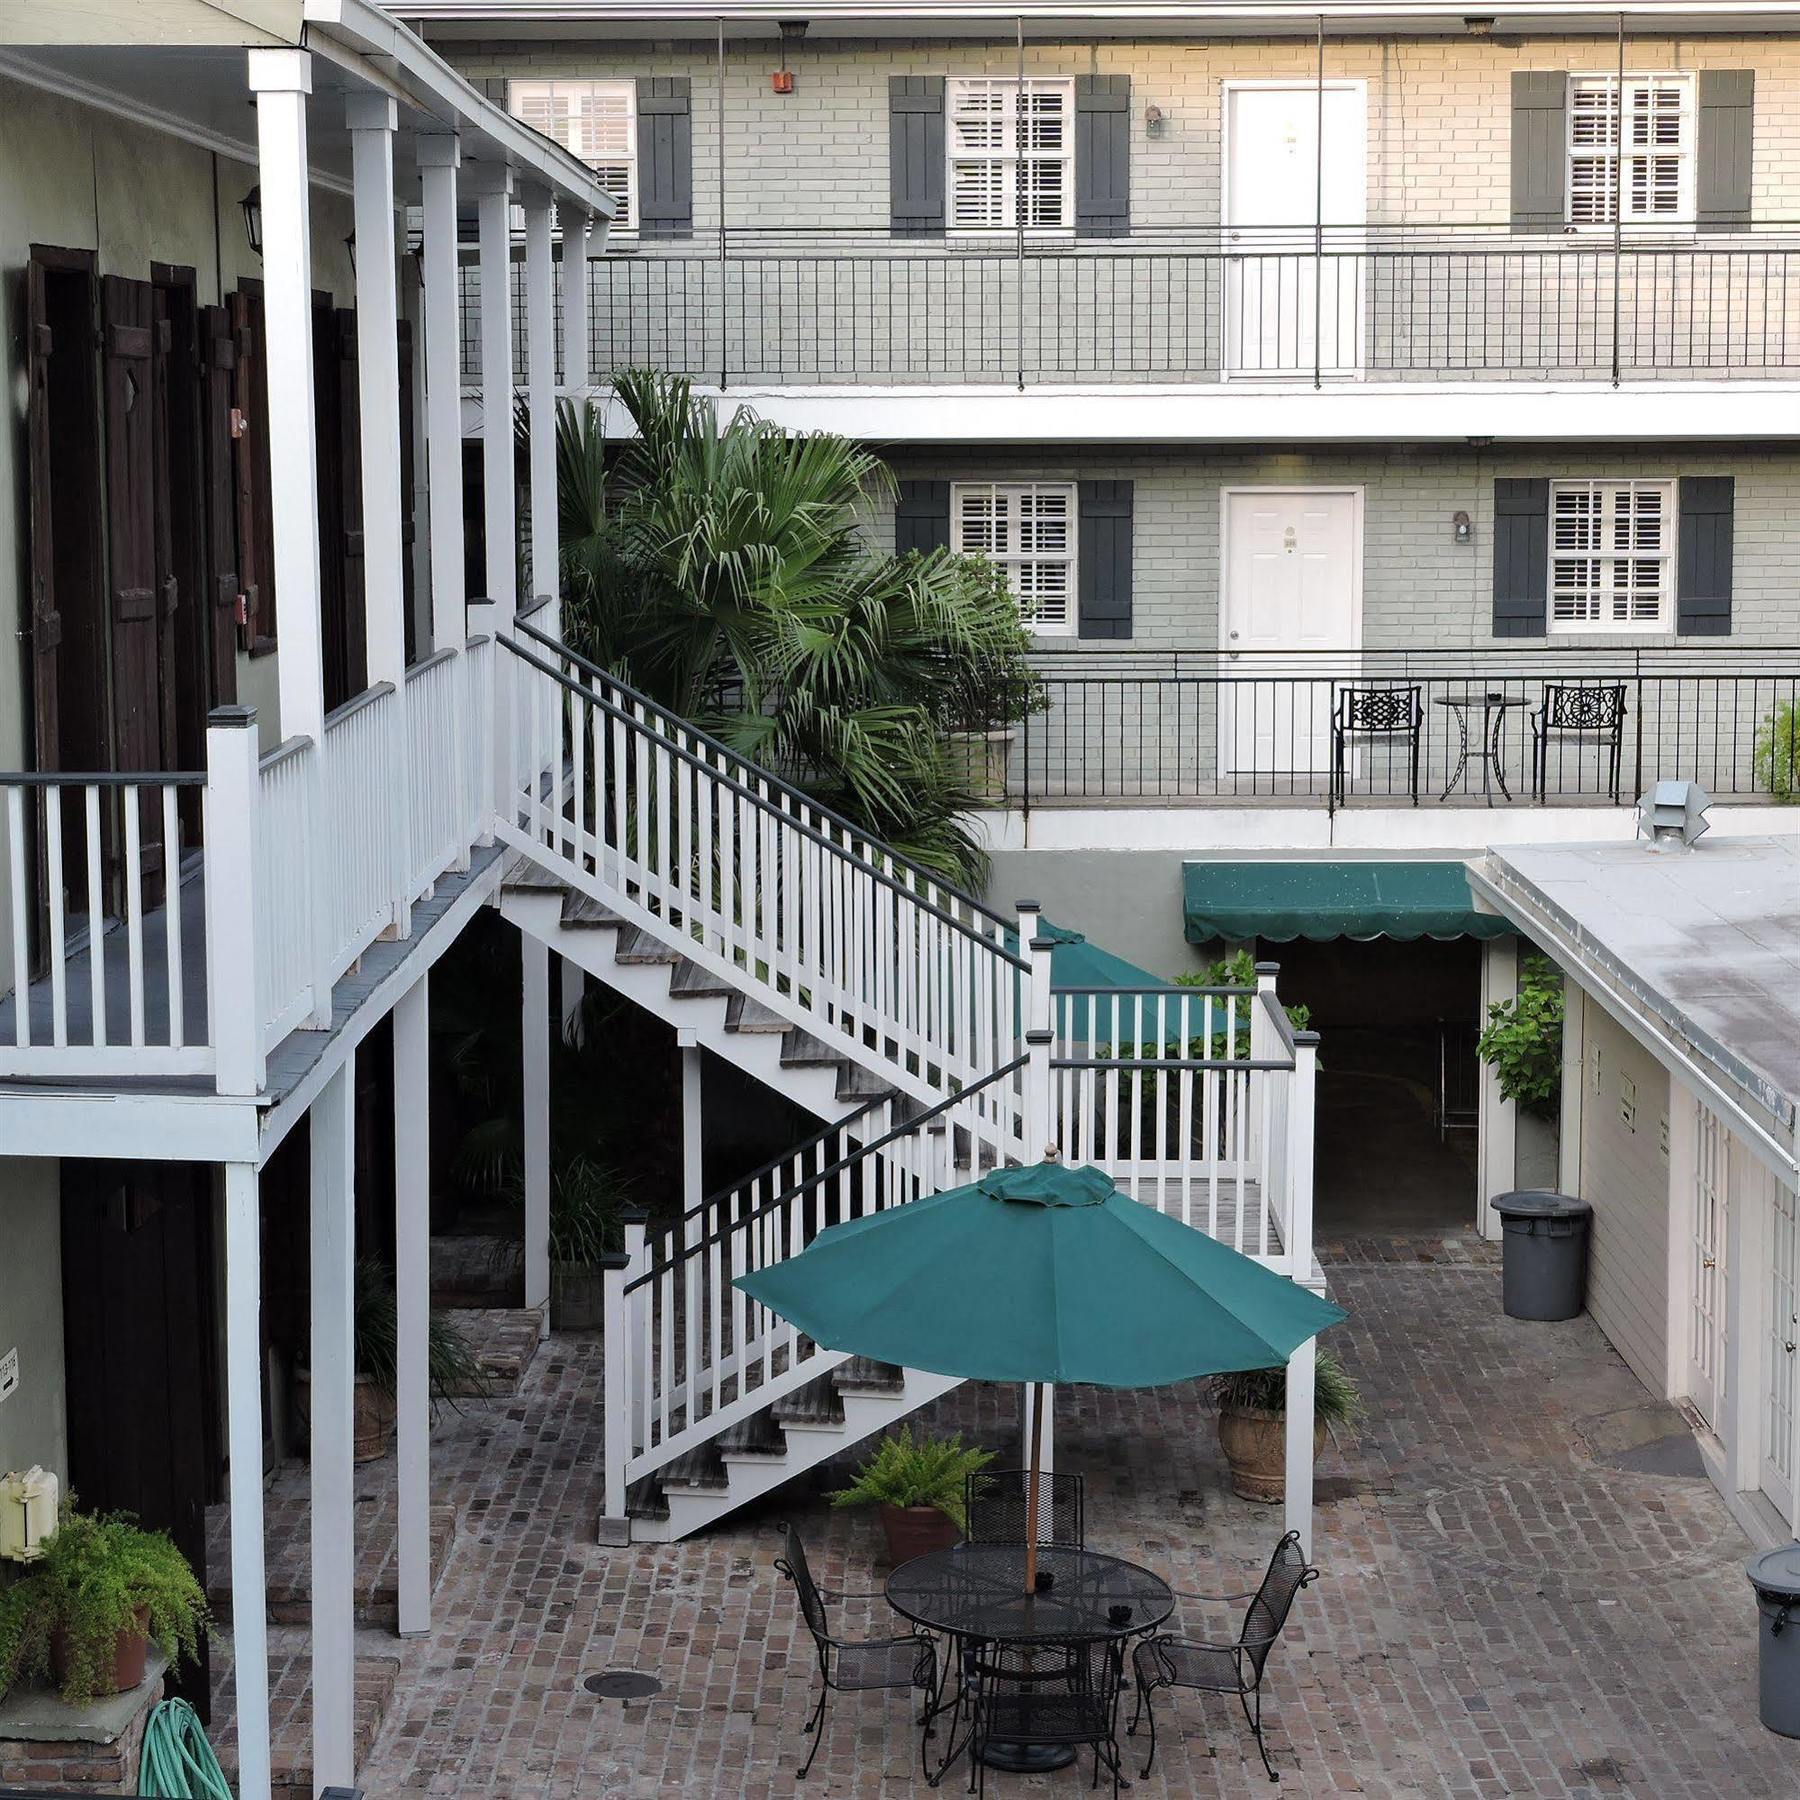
<box><xmin>210</xmin><ymin>1235</ymin><xmax>1799</xmax><ymax>1797</ymax></box>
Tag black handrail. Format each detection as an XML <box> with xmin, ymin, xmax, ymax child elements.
<box><xmin>624</xmin><ymin>1053</ymin><xmax>1029</xmax><ymax>1291</ymax></box>
<box><xmin>500</xmin><ymin>630</ymin><xmax>1028</xmax><ymax>964</ymax></box>
<box><xmin>0</xmin><ymin>770</ymin><xmax>206</xmax><ymax>788</ymax></box>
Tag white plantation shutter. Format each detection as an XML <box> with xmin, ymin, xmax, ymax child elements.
<box><xmin>1566</xmin><ymin>75</ymin><xmax>1693</xmax><ymax>225</ymax></box>
<box><xmin>1550</xmin><ymin>479</ymin><xmax>1675</xmax><ymax>631</ymax></box>
<box><xmin>511</xmin><ymin>79</ymin><xmax>637</xmax><ymax>231</ymax></box>
<box><xmin>954</xmin><ymin>482</ymin><xmax>1077</xmax><ymax>633</ymax></box>
<box><xmin>947</xmin><ymin>78</ymin><xmax>1074</xmax><ymax>234</ymax></box>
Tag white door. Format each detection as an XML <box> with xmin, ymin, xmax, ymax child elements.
<box><xmin>1762</xmin><ymin>1164</ymin><xmax>1798</xmax><ymax>1520</ymax></box>
<box><xmin>1223</xmin><ymin>84</ymin><xmax>1366</xmax><ymax>377</ymax></box>
<box><xmin>1221</xmin><ymin>489</ymin><xmax>1360</xmax><ymax>779</ymax></box>
<box><xmin>1689</xmin><ymin>1102</ymin><xmax>1731</xmax><ymax>1432</ymax></box>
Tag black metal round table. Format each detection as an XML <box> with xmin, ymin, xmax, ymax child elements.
<box><xmin>1434</xmin><ymin>692</ymin><xmax>1527</xmax><ymax>805</ymax></box>
<box><xmin>887</xmin><ymin>1544</ymin><xmax>1175</xmax><ymax>1775</ymax></box>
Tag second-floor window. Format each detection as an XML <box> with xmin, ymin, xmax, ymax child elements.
<box><xmin>1550</xmin><ymin>478</ymin><xmax>1675</xmax><ymax>631</ymax></box>
<box><xmin>510</xmin><ymin>79</ymin><xmax>637</xmax><ymax>232</ymax></box>
<box><xmin>948</xmin><ymin>78</ymin><xmax>1075</xmax><ymax>234</ymax></box>
<box><xmin>953</xmin><ymin>481</ymin><xmax>1076</xmax><ymax>634</ymax></box>
<box><xmin>1567</xmin><ymin>74</ymin><xmax>1694</xmax><ymax>226</ymax></box>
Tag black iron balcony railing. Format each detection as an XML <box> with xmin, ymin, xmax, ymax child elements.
<box><xmin>463</xmin><ymin>226</ymin><xmax>1800</xmax><ymax>388</ymax></box>
<box><xmin>993</xmin><ymin>645</ymin><xmax>1800</xmax><ymax>811</ymax></box>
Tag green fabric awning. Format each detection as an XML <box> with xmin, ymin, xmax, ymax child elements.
<box><xmin>1183</xmin><ymin>859</ymin><xmax>1510</xmax><ymax>945</ymax></box>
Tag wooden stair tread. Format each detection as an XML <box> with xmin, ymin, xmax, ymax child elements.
<box><xmin>716</xmin><ymin>1413</ymin><xmax>787</xmax><ymax>1457</ymax></box>
<box><xmin>833</xmin><ymin>1357</ymin><xmax>905</xmax><ymax>1394</ymax></box>
<box><xmin>726</xmin><ymin>994</ymin><xmax>789</xmax><ymax>1034</ymax></box>
<box><xmin>670</xmin><ymin>959</ymin><xmax>736</xmax><ymax>998</ymax></box>
<box><xmin>772</xmin><ymin>1373</ymin><xmax>845</xmax><ymax>1427</ymax></box>
<box><xmin>614</xmin><ymin>926</ymin><xmax>684</xmax><ymax>966</ymax></box>
<box><xmin>501</xmin><ymin>861</ymin><xmax>568</xmax><ymax>894</ymax></box>
<box><xmin>559</xmin><ymin>892</ymin><xmax>621</xmax><ymax>928</ymax></box>
<box><xmin>656</xmin><ymin>1444</ymin><xmax>729</xmax><ymax>1492</ymax></box>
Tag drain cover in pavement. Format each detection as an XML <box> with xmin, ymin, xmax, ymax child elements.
<box><xmin>584</xmin><ymin>1670</ymin><xmax>662</xmax><ymax>1700</ymax></box>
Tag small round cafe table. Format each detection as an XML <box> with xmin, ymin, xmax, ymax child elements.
<box><xmin>887</xmin><ymin>1543</ymin><xmax>1175</xmax><ymax>1774</ymax></box>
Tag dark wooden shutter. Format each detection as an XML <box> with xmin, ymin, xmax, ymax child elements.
<box><xmin>1075</xmin><ymin>75</ymin><xmax>1130</xmax><ymax>239</ymax></box>
<box><xmin>1676</xmin><ymin>476</ymin><xmax>1734</xmax><ymax>636</ymax></box>
<box><xmin>894</xmin><ymin>479</ymin><xmax>950</xmax><ymax>554</ymax></box>
<box><xmin>1511</xmin><ymin>73</ymin><xmax>1567</xmax><ymax>232</ymax></box>
<box><xmin>333</xmin><ymin>308</ymin><xmax>368</xmax><ymax>706</ymax></box>
<box><xmin>149</xmin><ymin>285</ymin><xmax>182</xmax><ymax>777</ymax></box>
<box><xmin>25</xmin><ymin>257</ymin><xmax>61</xmax><ymax>776</ymax></box>
<box><xmin>1077</xmin><ymin>481</ymin><xmax>1133</xmax><ymax>640</ymax></box>
<box><xmin>889</xmin><ymin>76</ymin><xmax>946</xmax><ymax>239</ymax></box>
<box><xmin>230</xmin><ymin>288</ymin><xmax>276</xmax><ymax>651</ymax></box>
<box><xmin>397</xmin><ymin>318</ymin><xmax>419</xmax><ymax>665</ymax></box>
<box><xmin>198</xmin><ymin>306</ymin><xmax>238</xmax><ymax>708</ymax></box>
<box><xmin>1697</xmin><ymin>72</ymin><xmax>1755</xmax><ymax>231</ymax></box>
<box><xmin>638</xmin><ymin>77</ymin><xmax>693</xmax><ymax>241</ymax></box>
<box><xmin>1492</xmin><ymin>478</ymin><xmax>1550</xmax><ymax>637</ymax></box>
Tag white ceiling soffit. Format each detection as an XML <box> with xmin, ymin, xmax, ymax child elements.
<box><xmin>0</xmin><ymin>0</ymin><xmax>303</xmax><ymax>48</ymax></box>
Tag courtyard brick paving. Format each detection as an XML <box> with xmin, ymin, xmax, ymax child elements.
<box><xmin>211</xmin><ymin>1234</ymin><xmax>1800</xmax><ymax>1797</ymax></box>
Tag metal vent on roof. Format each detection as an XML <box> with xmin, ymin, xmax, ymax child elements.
<box><xmin>1636</xmin><ymin>780</ymin><xmax>1712</xmax><ymax>851</ymax></box>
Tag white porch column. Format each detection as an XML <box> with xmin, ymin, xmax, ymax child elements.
<box><xmin>224</xmin><ymin>1161</ymin><xmax>272</xmax><ymax>1800</ymax></box>
<box><xmin>564</xmin><ymin>211</ymin><xmax>594</xmax><ymax>390</ymax></box>
<box><xmin>246</xmin><ymin>49</ymin><xmax>324</xmax><ymax>748</ymax></box>
<box><xmin>416</xmin><ymin>134</ymin><xmax>465</xmax><ymax>655</ymax></box>
<box><xmin>521</xmin><ymin>185</ymin><xmax>558</xmax><ymax>622</ymax></box>
<box><xmin>310</xmin><ymin>1058</ymin><xmax>357</xmax><ymax>1792</ymax></box>
<box><xmin>394</xmin><ymin>976</ymin><xmax>432</xmax><ymax>1636</ymax></box>
<box><xmin>1284</xmin><ymin>1336</ymin><xmax>1318</xmax><ymax>1558</ymax></box>
<box><xmin>1477</xmin><ymin>934</ymin><xmax>1521</xmax><ymax>1237</ymax></box>
<box><xmin>468</xmin><ymin>163</ymin><xmax>517</xmax><ymax>627</ymax></box>
<box><xmin>523</xmin><ymin>932</ymin><xmax>551</xmax><ymax>1338</ymax></box>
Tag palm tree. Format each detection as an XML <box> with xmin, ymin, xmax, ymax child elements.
<box><xmin>548</xmin><ymin>370</ymin><xmax>1042</xmax><ymax>885</ymax></box>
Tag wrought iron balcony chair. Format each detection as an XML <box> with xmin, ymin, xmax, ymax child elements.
<box><xmin>1330</xmin><ymin>685</ymin><xmax>1423</xmax><ymax>807</ymax></box>
<box><xmin>774</xmin><ymin>1521</ymin><xmax>938</xmax><ymax>1779</ymax></box>
<box><xmin>1127</xmin><ymin>1528</ymin><xmax>1319</xmax><ymax>1784</ymax></box>
<box><xmin>1531</xmin><ymin>681</ymin><xmax>1627</xmax><ymax>803</ymax></box>
<box><xmin>967</xmin><ymin>1636</ymin><xmax>1127</xmax><ymax>1799</ymax></box>
<box><xmin>964</xmin><ymin>1468</ymin><xmax>1086</xmax><ymax>1549</ymax></box>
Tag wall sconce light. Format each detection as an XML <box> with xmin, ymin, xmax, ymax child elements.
<box><xmin>241</xmin><ymin>185</ymin><xmax>262</xmax><ymax>256</ymax></box>
<box><xmin>1145</xmin><ymin>104</ymin><xmax>1167</xmax><ymax>137</ymax></box>
<box><xmin>1452</xmin><ymin>510</ymin><xmax>1473</xmax><ymax>545</ymax></box>
<box><xmin>774</xmin><ymin>19</ymin><xmax>806</xmax><ymax>93</ymax></box>
<box><xmin>1463</xmin><ymin>15</ymin><xmax>1496</xmax><ymax>34</ymax></box>
<box><xmin>344</xmin><ymin>232</ymin><xmax>357</xmax><ymax>274</ymax></box>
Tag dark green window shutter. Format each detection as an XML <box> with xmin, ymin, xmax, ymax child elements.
<box><xmin>1511</xmin><ymin>73</ymin><xmax>1567</xmax><ymax>232</ymax></box>
<box><xmin>895</xmin><ymin>479</ymin><xmax>950</xmax><ymax>554</ymax></box>
<box><xmin>1697</xmin><ymin>72</ymin><xmax>1755</xmax><ymax>230</ymax></box>
<box><xmin>637</xmin><ymin>77</ymin><xmax>692</xmax><ymax>241</ymax></box>
<box><xmin>1075</xmin><ymin>75</ymin><xmax>1130</xmax><ymax>239</ymax></box>
<box><xmin>1677</xmin><ymin>476</ymin><xmax>1734</xmax><ymax>636</ymax></box>
<box><xmin>1078</xmin><ymin>481</ymin><xmax>1133</xmax><ymax>640</ymax></box>
<box><xmin>890</xmin><ymin>77</ymin><xmax>946</xmax><ymax>238</ymax></box>
<box><xmin>1493</xmin><ymin>478</ymin><xmax>1549</xmax><ymax>638</ymax></box>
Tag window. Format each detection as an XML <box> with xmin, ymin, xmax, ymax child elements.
<box><xmin>1550</xmin><ymin>479</ymin><xmax>1675</xmax><ymax>631</ymax></box>
<box><xmin>510</xmin><ymin>79</ymin><xmax>636</xmax><ymax>232</ymax></box>
<box><xmin>1567</xmin><ymin>74</ymin><xmax>1694</xmax><ymax>226</ymax></box>
<box><xmin>947</xmin><ymin>78</ymin><xmax>1075</xmax><ymax>234</ymax></box>
<box><xmin>953</xmin><ymin>482</ymin><xmax>1076</xmax><ymax>634</ymax></box>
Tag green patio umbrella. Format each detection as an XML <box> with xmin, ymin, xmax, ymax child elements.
<box><xmin>735</xmin><ymin>1157</ymin><xmax>1345</xmax><ymax>1587</ymax></box>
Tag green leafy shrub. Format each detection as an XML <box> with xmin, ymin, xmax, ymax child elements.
<box><xmin>1204</xmin><ymin>1350</ymin><xmax>1365</xmax><ymax>1431</ymax></box>
<box><xmin>829</xmin><ymin>1427</ymin><xmax>994</xmax><ymax>1529</ymax></box>
<box><xmin>0</xmin><ymin>1509</ymin><xmax>208</xmax><ymax>1705</ymax></box>
<box><xmin>1754</xmin><ymin>699</ymin><xmax>1800</xmax><ymax>803</ymax></box>
<box><xmin>1476</xmin><ymin>953</ymin><xmax>1564</xmax><ymax>1120</ymax></box>
<box><xmin>354</xmin><ymin>1255</ymin><xmax>488</xmax><ymax>1404</ymax></box>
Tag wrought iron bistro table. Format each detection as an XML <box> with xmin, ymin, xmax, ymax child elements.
<box><xmin>887</xmin><ymin>1543</ymin><xmax>1175</xmax><ymax>1779</ymax></box>
<box><xmin>1434</xmin><ymin>691</ymin><xmax>1528</xmax><ymax>805</ymax></box>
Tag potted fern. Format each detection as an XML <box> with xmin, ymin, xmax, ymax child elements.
<box><xmin>830</xmin><ymin>1427</ymin><xmax>993</xmax><ymax>1562</ymax></box>
<box><xmin>0</xmin><ymin>1509</ymin><xmax>207</xmax><ymax>1705</ymax></box>
<box><xmin>1205</xmin><ymin>1352</ymin><xmax>1364</xmax><ymax>1504</ymax></box>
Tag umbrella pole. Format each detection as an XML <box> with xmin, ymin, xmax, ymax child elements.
<box><xmin>1024</xmin><ymin>1381</ymin><xmax>1043</xmax><ymax>1593</ymax></box>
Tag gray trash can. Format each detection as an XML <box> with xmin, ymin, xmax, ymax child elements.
<box><xmin>1747</xmin><ymin>1545</ymin><xmax>1800</xmax><ymax>1737</ymax></box>
<box><xmin>1492</xmin><ymin>1190</ymin><xmax>1592</xmax><ymax>1321</ymax></box>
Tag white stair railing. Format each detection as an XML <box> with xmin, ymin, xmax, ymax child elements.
<box><xmin>496</xmin><ymin>624</ymin><xmax>1028</xmax><ymax>1115</ymax></box>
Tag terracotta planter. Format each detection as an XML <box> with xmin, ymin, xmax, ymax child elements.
<box><xmin>51</xmin><ymin>1605</ymin><xmax>150</xmax><ymax>1698</ymax></box>
<box><xmin>1217</xmin><ymin>1405</ymin><xmax>1328</xmax><ymax>1504</ymax></box>
<box><xmin>877</xmin><ymin>1504</ymin><xmax>962</xmax><ymax>1563</ymax></box>
<box><xmin>295</xmin><ymin>1368</ymin><xmax>398</xmax><ymax>1463</ymax></box>
<box><xmin>946</xmin><ymin>729</ymin><xmax>1015</xmax><ymax>803</ymax></box>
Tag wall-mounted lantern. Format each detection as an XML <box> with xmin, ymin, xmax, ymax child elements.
<box><xmin>774</xmin><ymin>19</ymin><xmax>806</xmax><ymax>93</ymax></box>
<box><xmin>1145</xmin><ymin>104</ymin><xmax>1167</xmax><ymax>138</ymax></box>
<box><xmin>1452</xmin><ymin>510</ymin><xmax>1473</xmax><ymax>545</ymax></box>
<box><xmin>241</xmin><ymin>185</ymin><xmax>263</xmax><ymax>257</ymax></box>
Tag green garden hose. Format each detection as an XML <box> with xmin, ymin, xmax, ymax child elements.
<box><xmin>138</xmin><ymin>1696</ymin><xmax>235</xmax><ymax>1799</ymax></box>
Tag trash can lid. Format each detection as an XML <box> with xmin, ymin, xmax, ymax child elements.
<box><xmin>1747</xmin><ymin>1543</ymin><xmax>1800</xmax><ymax>1598</ymax></box>
<box><xmin>1492</xmin><ymin>1189</ymin><xmax>1592</xmax><ymax>1220</ymax></box>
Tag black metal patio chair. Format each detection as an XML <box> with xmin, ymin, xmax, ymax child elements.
<box><xmin>1127</xmin><ymin>1528</ymin><xmax>1319</xmax><ymax>1783</ymax></box>
<box><xmin>774</xmin><ymin>1521</ymin><xmax>938</xmax><ymax>1779</ymax></box>
<box><xmin>1330</xmin><ymin>685</ymin><xmax>1423</xmax><ymax>807</ymax></box>
<box><xmin>1531</xmin><ymin>681</ymin><xmax>1627</xmax><ymax>802</ymax></box>
<box><xmin>967</xmin><ymin>1636</ymin><xmax>1127</xmax><ymax>1799</ymax></box>
<box><xmin>964</xmin><ymin>1467</ymin><xmax>1086</xmax><ymax>1549</ymax></box>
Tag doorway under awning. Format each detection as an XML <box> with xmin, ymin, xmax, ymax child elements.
<box><xmin>1183</xmin><ymin>859</ymin><xmax>1513</xmax><ymax>945</ymax></box>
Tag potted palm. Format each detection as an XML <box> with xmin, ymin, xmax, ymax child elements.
<box><xmin>940</xmin><ymin>569</ymin><xmax>1049</xmax><ymax>804</ymax></box>
<box><xmin>0</xmin><ymin>1508</ymin><xmax>208</xmax><ymax>1705</ymax></box>
<box><xmin>1205</xmin><ymin>1351</ymin><xmax>1364</xmax><ymax>1504</ymax></box>
<box><xmin>830</xmin><ymin>1427</ymin><xmax>993</xmax><ymax>1562</ymax></box>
